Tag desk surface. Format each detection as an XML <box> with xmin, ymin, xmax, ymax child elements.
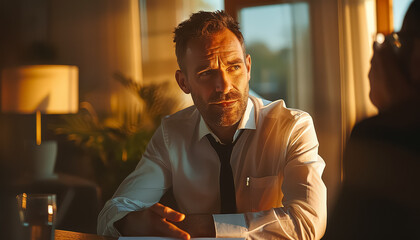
<box><xmin>55</xmin><ymin>229</ymin><xmax>117</xmax><ymax>240</ymax></box>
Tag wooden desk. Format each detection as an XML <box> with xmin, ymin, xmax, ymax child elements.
<box><xmin>55</xmin><ymin>229</ymin><xmax>117</xmax><ymax>240</ymax></box>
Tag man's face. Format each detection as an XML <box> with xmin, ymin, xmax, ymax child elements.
<box><xmin>176</xmin><ymin>28</ymin><xmax>251</xmax><ymax>129</ymax></box>
<box><xmin>368</xmin><ymin>48</ymin><xmax>390</xmax><ymax>111</ymax></box>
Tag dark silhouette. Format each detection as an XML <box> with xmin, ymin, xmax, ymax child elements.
<box><xmin>325</xmin><ymin>1</ymin><xmax>420</xmax><ymax>239</ymax></box>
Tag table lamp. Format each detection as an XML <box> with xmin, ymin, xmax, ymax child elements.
<box><xmin>1</xmin><ymin>65</ymin><xmax>78</xmax><ymax>179</ymax></box>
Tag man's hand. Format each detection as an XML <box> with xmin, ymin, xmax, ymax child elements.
<box><xmin>114</xmin><ymin>203</ymin><xmax>190</xmax><ymax>240</ymax></box>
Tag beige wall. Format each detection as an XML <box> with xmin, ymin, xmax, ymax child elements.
<box><xmin>0</xmin><ymin>0</ymin><xmax>143</xmax><ymax>115</ymax></box>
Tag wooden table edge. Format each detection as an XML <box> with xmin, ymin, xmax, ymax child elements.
<box><xmin>55</xmin><ymin>229</ymin><xmax>118</xmax><ymax>240</ymax></box>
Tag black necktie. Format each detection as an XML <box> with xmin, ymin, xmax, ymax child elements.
<box><xmin>206</xmin><ymin>133</ymin><xmax>242</xmax><ymax>214</ymax></box>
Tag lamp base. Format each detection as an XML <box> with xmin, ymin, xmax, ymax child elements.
<box><xmin>24</xmin><ymin>140</ymin><xmax>58</xmax><ymax>180</ymax></box>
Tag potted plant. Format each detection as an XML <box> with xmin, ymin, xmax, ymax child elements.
<box><xmin>54</xmin><ymin>73</ymin><xmax>185</xmax><ymax>201</ymax></box>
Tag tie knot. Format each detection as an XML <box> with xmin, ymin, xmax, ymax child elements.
<box><xmin>206</xmin><ymin>134</ymin><xmax>230</xmax><ymax>145</ymax></box>
<box><xmin>206</xmin><ymin>134</ymin><xmax>233</xmax><ymax>162</ymax></box>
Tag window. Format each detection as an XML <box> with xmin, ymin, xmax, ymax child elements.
<box><xmin>240</xmin><ymin>5</ymin><xmax>292</xmax><ymax>102</ymax></box>
<box><xmin>237</xmin><ymin>2</ymin><xmax>312</xmax><ymax>109</ymax></box>
<box><xmin>376</xmin><ymin>0</ymin><xmax>413</xmax><ymax>34</ymax></box>
<box><xmin>393</xmin><ymin>0</ymin><xmax>413</xmax><ymax>32</ymax></box>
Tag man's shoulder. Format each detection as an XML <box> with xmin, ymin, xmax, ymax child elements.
<box><xmin>161</xmin><ymin>105</ymin><xmax>199</xmax><ymax>129</ymax></box>
<box><xmin>253</xmin><ymin>97</ymin><xmax>310</xmax><ymax>122</ymax></box>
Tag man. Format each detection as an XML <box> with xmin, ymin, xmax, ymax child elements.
<box><xmin>98</xmin><ymin>10</ymin><xmax>326</xmax><ymax>239</ymax></box>
<box><xmin>325</xmin><ymin>1</ymin><xmax>420</xmax><ymax>239</ymax></box>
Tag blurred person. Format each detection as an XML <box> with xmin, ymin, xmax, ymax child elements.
<box><xmin>325</xmin><ymin>1</ymin><xmax>420</xmax><ymax>239</ymax></box>
<box><xmin>98</xmin><ymin>10</ymin><xmax>327</xmax><ymax>239</ymax></box>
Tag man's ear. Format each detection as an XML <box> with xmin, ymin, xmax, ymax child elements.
<box><xmin>245</xmin><ymin>54</ymin><xmax>251</xmax><ymax>81</ymax></box>
<box><xmin>175</xmin><ymin>70</ymin><xmax>191</xmax><ymax>94</ymax></box>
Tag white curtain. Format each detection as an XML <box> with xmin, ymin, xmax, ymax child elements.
<box><xmin>291</xmin><ymin>2</ymin><xmax>314</xmax><ymax>113</ymax></box>
<box><xmin>309</xmin><ymin>0</ymin><xmax>378</xmax><ymax>212</ymax></box>
<box><xmin>339</xmin><ymin>0</ymin><xmax>378</xmax><ymax>139</ymax></box>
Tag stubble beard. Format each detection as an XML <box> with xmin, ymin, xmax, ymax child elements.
<box><xmin>192</xmin><ymin>86</ymin><xmax>249</xmax><ymax>128</ymax></box>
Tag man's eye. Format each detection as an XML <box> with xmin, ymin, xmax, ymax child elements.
<box><xmin>199</xmin><ymin>70</ymin><xmax>212</xmax><ymax>77</ymax></box>
<box><xmin>227</xmin><ymin>65</ymin><xmax>241</xmax><ymax>72</ymax></box>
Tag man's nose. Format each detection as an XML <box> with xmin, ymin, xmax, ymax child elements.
<box><xmin>215</xmin><ymin>70</ymin><xmax>232</xmax><ymax>94</ymax></box>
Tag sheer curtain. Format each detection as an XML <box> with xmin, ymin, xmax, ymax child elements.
<box><xmin>339</xmin><ymin>0</ymin><xmax>378</xmax><ymax>140</ymax></box>
<box><xmin>310</xmin><ymin>0</ymin><xmax>378</xmax><ymax>212</ymax></box>
<box><xmin>291</xmin><ymin>3</ymin><xmax>314</xmax><ymax>113</ymax></box>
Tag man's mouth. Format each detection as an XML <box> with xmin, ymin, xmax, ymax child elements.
<box><xmin>209</xmin><ymin>100</ymin><xmax>238</xmax><ymax>108</ymax></box>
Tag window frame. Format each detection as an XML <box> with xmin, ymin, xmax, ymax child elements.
<box><xmin>225</xmin><ymin>0</ymin><xmax>294</xmax><ymax>20</ymax></box>
<box><xmin>376</xmin><ymin>0</ymin><xmax>394</xmax><ymax>34</ymax></box>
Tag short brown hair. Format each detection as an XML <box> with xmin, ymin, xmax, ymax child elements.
<box><xmin>173</xmin><ymin>10</ymin><xmax>245</xmax><ymax>71</ymax></box>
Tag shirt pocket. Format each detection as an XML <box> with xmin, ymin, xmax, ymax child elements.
<box><xmin>249</xmin><ymin>175</ymin><xmax>280</xmax><ymax>212</ymax></box>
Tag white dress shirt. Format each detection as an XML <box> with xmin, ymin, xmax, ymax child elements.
<box><xmin>97</xmin><ymin>96</ymin><xmax>327</xmax><ymax>239</ymax></box>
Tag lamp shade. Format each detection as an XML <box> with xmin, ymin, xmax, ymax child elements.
<box><xmin>1</xmin><ymin>65</ymin><xmax>78</xmax><ymax>114</ymax></box>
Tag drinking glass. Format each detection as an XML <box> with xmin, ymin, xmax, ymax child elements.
<box><xmin>16</xmin><ymin>193</ymin><xmax>56</xmax><ymax>240</ymax></box>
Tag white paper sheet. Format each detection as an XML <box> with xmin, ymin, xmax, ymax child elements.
<box><xmin>119</xmin><ymin>237</ymin><xmax>244</xmax><ymax>240</ymax></box>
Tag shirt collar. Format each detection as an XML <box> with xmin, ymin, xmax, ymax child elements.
<box><xmin>198</xmin><ymin>97</ymin><xmax>256</xmax><ymax>143</ymax></box>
